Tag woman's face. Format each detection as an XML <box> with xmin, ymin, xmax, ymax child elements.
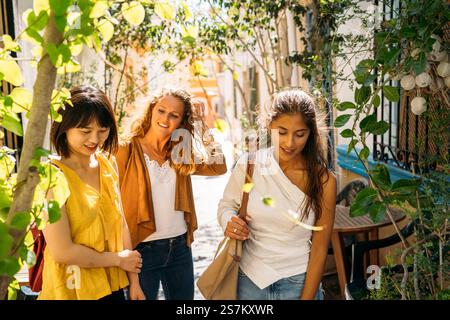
<box><xmin>150</xmin><ymin>95</ymin><xmax>185</xmax><ymax>138</ymax></box>
<box><xmin>66</xmin><ymin>120</ymin><xmax>110</xmax><ymax>157</ymax></box>
<box><xmin>269</xmin><ymin>113</ymin><xmax>311</xmax><ymax>163</ymax></box>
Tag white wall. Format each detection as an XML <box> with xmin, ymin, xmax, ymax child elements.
<box><xmin>334</xmin><ymin>1</ymin><xmax>376</xmax><ymax>151</ymax></box>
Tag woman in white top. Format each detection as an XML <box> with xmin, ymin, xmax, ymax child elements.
<box><xmin>218</xmin><ymin>89</ymin><xmax>336</xmax><ymax>300</ymax></box>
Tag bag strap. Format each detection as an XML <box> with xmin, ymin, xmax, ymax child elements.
<box><xmin>237</xmin><ymin>152</ymin><xmax>255</xmax><ymax>220</ymax></box>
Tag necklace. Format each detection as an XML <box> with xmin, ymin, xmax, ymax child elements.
<box><xmin>147</xmin><ymin>144</ymin><xmax>167</xmax><ymax>163</ymax></box>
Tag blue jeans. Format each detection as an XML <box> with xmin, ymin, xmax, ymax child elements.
<box><xmin>135</xmin><ymin>233</ymin><xmax>194</xmax><ymax>300</ymax></box>
<box><xmin>237</xmin><ymin>269</ymin><xmax>324</xmax><ymax>300</ymax></box>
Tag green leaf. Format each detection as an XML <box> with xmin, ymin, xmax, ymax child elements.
<box><xmin>334</xmin><ymin>114</ymin><xmax>351</xmax><ymax>128</ymax></box>
<box><xmin>1</xmin><ymin>113</ymin><xmax>23</xmax><ymax>136</ymax></box>
<box><xmin>55</xmin><ymin>15</ymin><xmax>68</xmax><ymax>33</ymax></box>
<box><xmin>0</xmin><ymin>223</ymin><xmax>13</xmax><ymax>259</ymax></box>
<box><xmin>10</xmin><ymin>211</ymin><xmax>31</xmax><ymax>230</ymax></box>
<box><xmin>359</xmin><ymin>146</ymin><xmax>370</xmax><ymax>160</ymax></box>
<box><xmin>91</xmin><ymin>33</ymin><xmax>101</xmax><ymax>52</ymax></box>
<box><xmin>337</xmin><ymin>102</ymin><xmax>356</xmax><ymax>111</ymax></box>
<box><xmin>89</xmin><ymin>0</ymin><xmax>109</xmax><ymax>18</ymax></box>
<box><xmin>370</xmin><ymin>164</ymin><xmax>391</xmax><ymax>190</ymax></box>
<box><xmin>7</xmin><ymin>279</ymin><xmax>19</xmax><ymax>300</ymax></box>
<box><xmin>347</xmin><ymin>139</ymin><xmax>358</xmax><ymax>154</ymax></box>
<box><xmin>182</xmin><ymin>1</ymin><xmax>192</xmax><ymax>19</ymax></box>
<box><xmin>0</xmin><ymin>257</ymin><xmax>21</xmax><ymax>277</ymax></box>
<box><xmin>354</xmin><ymin>59</ymin><xmax>376</xmax><ymax>85</ymax></box>
<box><xmin>1</xmin><ymin>35</ymin><xmax>20</xmax><ymax>52</ymax></box>
<box><xmin>49</xmin><ymin>0</ymin><xmax>72</xmax><ymax>16</ymax></box>
<box><xmin>391</xmin><ymin>179</ymin><xmax>421</xmax><ymax>193</ymax></box>
<box><xmin>262</xmin><ymin>197</ymin><xmax>274</xmax><ymax>207</ymax></box>
<box><xmin>0</xmin><ymin>192</ymin><xmax>11</xmax><ymax>212</ymax></box>
<box><xmin>355</xmin><ymin>86</ymin><xmax>371</xmax><ymax>105</ymax></box>
<box><xmin>97</xmin><ymin>19</ymin><xmax>114</xmax><ymax>42</ymax></box>
<box><xmin>0</xmin><ymin>149</ymin><xmax>15</xmax><ymax>180</ymax></box>
<box><xmin>340</xmin><ymin>129</ymin><xmax>354</xmax><ymax>138</ymax></box>
<box><xmin>122</xmin><ymin>1</ymin><xmax>145</xmax><ymax>26</ymax></box>
<box><xmin>48</xmin><ymin>200</ymin><xmax>61</xmax><ymax>223</ymax></box>
<box><xmin>23</xmin><ymin>9</ymin><xmax>48</xmax><ymax>31</ymax></box>
<box><xmin>25</xmin><ymin>28</ymin><xmax>44</xmax><ymax>44</ymax></box>
<box><xmin>214</xmin><ymin>119</ymin><xmax>229</xmax><ymax>133</ymax></box>
<box><xmin>413</xmin><ymin>52</ymin><xmax>426</xmax><ymax>74</ymax></box>
<box><xmin>368</xmin><ymin>202</ymin><xmax>386</xmax><ymax>222</ymax></box>
<box><xmin>10</xmin><ymin>87</ymin><xmax>33</xmax><ymax>113</ymax></box>
<box><xmin>58</xmin><ymin>44</ymin><xmax>71</xmax><ymax>63</ymax></box>
<box><xmin>45</xmin><ymin>43</ymin><xmax>60</xmax><ymax>66</ymax></box>
<box><xmin>372</xmin><ymin>95</ymin><xmax>381</xmax><ymax>108</ymax></box>
<box><xmin>368</xmin><ymin>121</ymin><xmax>390</xmax><ymax>135</ymax></box>
<box><xmin>383</xmin><ymin>86</ymin><xmax>399</xmax><ymax>102</ymax></box>
<box><xmin>155</xmin><ymin>2</ymin><xmax>176</xmax><ymax>21</ymax></box>
<box><xmin>350</xmin><ymin>187</ymin><xmax>378</xmax><ymax>217</ymax></box>
<box><xmin>0</xmin><ymin>60</ymin><xmax>24</xmax><ymax>86</ymax></box>
<box><xmin>360</xmin><ymin>114</ymin><xmax>377</xmax><ymax>132</ymax></box>
<box><xmin>57</xmin><ymin>58</ymin><xmax>81</xmax><ymax>74</ymax></box>
<box><xmin>34</xmin><ymin>148</ymin><xmax>51</xmax><ymax>160</ymax></box>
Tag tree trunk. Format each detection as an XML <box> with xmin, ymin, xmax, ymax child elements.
<box><xmin>0</xmin><ymin>13</ymin><xmax>63</xmax><ymax>300</ymax></box>
<box><xmin>276</xmin><ymin>9</ymin><xmax>292</xmax><ymax>89</ymax></box>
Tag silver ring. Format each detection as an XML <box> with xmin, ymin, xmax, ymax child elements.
<box><xmin>233</xmin><ymin>228</ymin><xmax>237</xmax><ymax>233</ymax></box>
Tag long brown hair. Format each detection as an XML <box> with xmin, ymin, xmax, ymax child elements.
<box><xmin>122</xmin><ymin>88</ymin><xmax>211</xmax><ymax>175</ymax></box>
<box><xmin>259</xmin><ymin>89</ymin><xmax>329</xmax><ymax>220</ymax></box>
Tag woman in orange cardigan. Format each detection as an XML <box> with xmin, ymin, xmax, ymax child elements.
<box><xmin>116</xmin><ymin>89</ymin><xmax>227</xmax><ymax>300</ymax></box>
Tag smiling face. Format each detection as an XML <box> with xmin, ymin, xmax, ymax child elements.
<box><xmin>150</xmin><ymin>95</ymin><xmax>185</xmax><ymax>138</ymax></box>
<box><xmin>269</xmin><ymin>113</ymin><xmax>311</xmax><ymax>164</ymax></box>
<box><xmin>65</xmin><ymin>120</ymin><xmax>110</xmax><ymax>157</ymax></box>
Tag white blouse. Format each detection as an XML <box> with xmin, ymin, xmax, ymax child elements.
<box><xmin>142</xmin><ymin>153</ymin><xmax>187</xmax><ymax>242</ymax></box>
<box><xmin>217</xmin><ymin>147</ymin><xmax>316</xmax><ymax>289</ymax></box>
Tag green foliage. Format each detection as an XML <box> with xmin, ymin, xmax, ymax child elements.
<box><xmin>0</xmin><ymin>0</ymin><xmax>154</xmax><ymax>299</ymax></box>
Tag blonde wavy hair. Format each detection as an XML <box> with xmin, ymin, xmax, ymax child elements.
<box><xmin>122</xmin><ymin>88</ymin><xmax>211</xmax><ymax>175</ymax></box>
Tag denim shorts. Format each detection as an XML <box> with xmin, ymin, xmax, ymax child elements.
<box><xmin>237</xmin><ymin>269</ymin><xmax>324</xmax><ymax>300</ymax></box>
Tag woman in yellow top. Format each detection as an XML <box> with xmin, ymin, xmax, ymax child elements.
<box><xmin>39</xmin><ymin>85</ymin><xmax>145</xmax><ymax>300</ymax></box>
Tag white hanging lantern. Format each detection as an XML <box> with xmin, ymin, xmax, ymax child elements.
<box><xmin>437</xmin><ymin>61</ymin><xmax>450</xmax><ymax>78</ymax></box>
<box><xmin>445</xmin><ymin>76</ymin><xmax>450</xmax><ymax>89</ymax></box>
<box><xmin>415</xmin><ymin>72</ymin><xmax>432</xmax><ymax>87</ymax></box>
<box><xmin>429</xmin><ymin>50</ymin><xmax>448</xmax><ymax>62</ymax></box>
<box><xmin>432</xmin><ymin>39</ymin><xmax>441</xmax><ymax>52</ymax></box>
<box><xmin>411</xmin><ymin>97</ymin><xmax>427</xmax><ymax>115</ymax></box>
<box><xmin>400</xmin><ymin>74</ymin><xmax>416</xmax><ymax>91</ymax></box>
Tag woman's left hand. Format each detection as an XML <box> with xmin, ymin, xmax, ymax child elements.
<box><xmin>129</xmin><ymin>281</ymin><xmax>146</xmax><ymax>300</ymax></box>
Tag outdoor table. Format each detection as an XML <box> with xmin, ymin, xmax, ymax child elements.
<box><xmin>331</xmin><ymin>205</ymin><xmax>406</xmax><ymax>298</ymax></box>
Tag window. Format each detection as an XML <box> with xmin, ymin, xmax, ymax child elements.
<box><xmin>372</xmin><ymin>0</ymin><xmax>448</xmax><ymax>174</ymax></box>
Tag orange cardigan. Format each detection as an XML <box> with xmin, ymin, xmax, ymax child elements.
<box><xmin>115</xmin><ymin>138</ymin><xmax>227</xmax><ymax>248</ymax></box>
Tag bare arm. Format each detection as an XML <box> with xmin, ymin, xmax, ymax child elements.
<box><xmin>43</xmin><ymin>204</ymin><xmax>140</xmax><ymax>272</ymax></box>
<box><xmin>300</xmin><ymin>172</ymin><xmax>337</xmax><ymax>300</ymax></box>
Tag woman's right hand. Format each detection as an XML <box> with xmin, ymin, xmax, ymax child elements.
<box><xmin>225</xmin><ymin>215</ymin><xmax>251</xmax><ymax>240</ymax></box>
<box><xmin>118</xmin><ymin>250</ymin><xmax>142</xmax><ymax>273</ymax></box>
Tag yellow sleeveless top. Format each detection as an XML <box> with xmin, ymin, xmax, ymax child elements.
<box><xmin>38</xmin><ymin>153</ymin><xmax>129</xmax><ymax>300</ymax></box>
